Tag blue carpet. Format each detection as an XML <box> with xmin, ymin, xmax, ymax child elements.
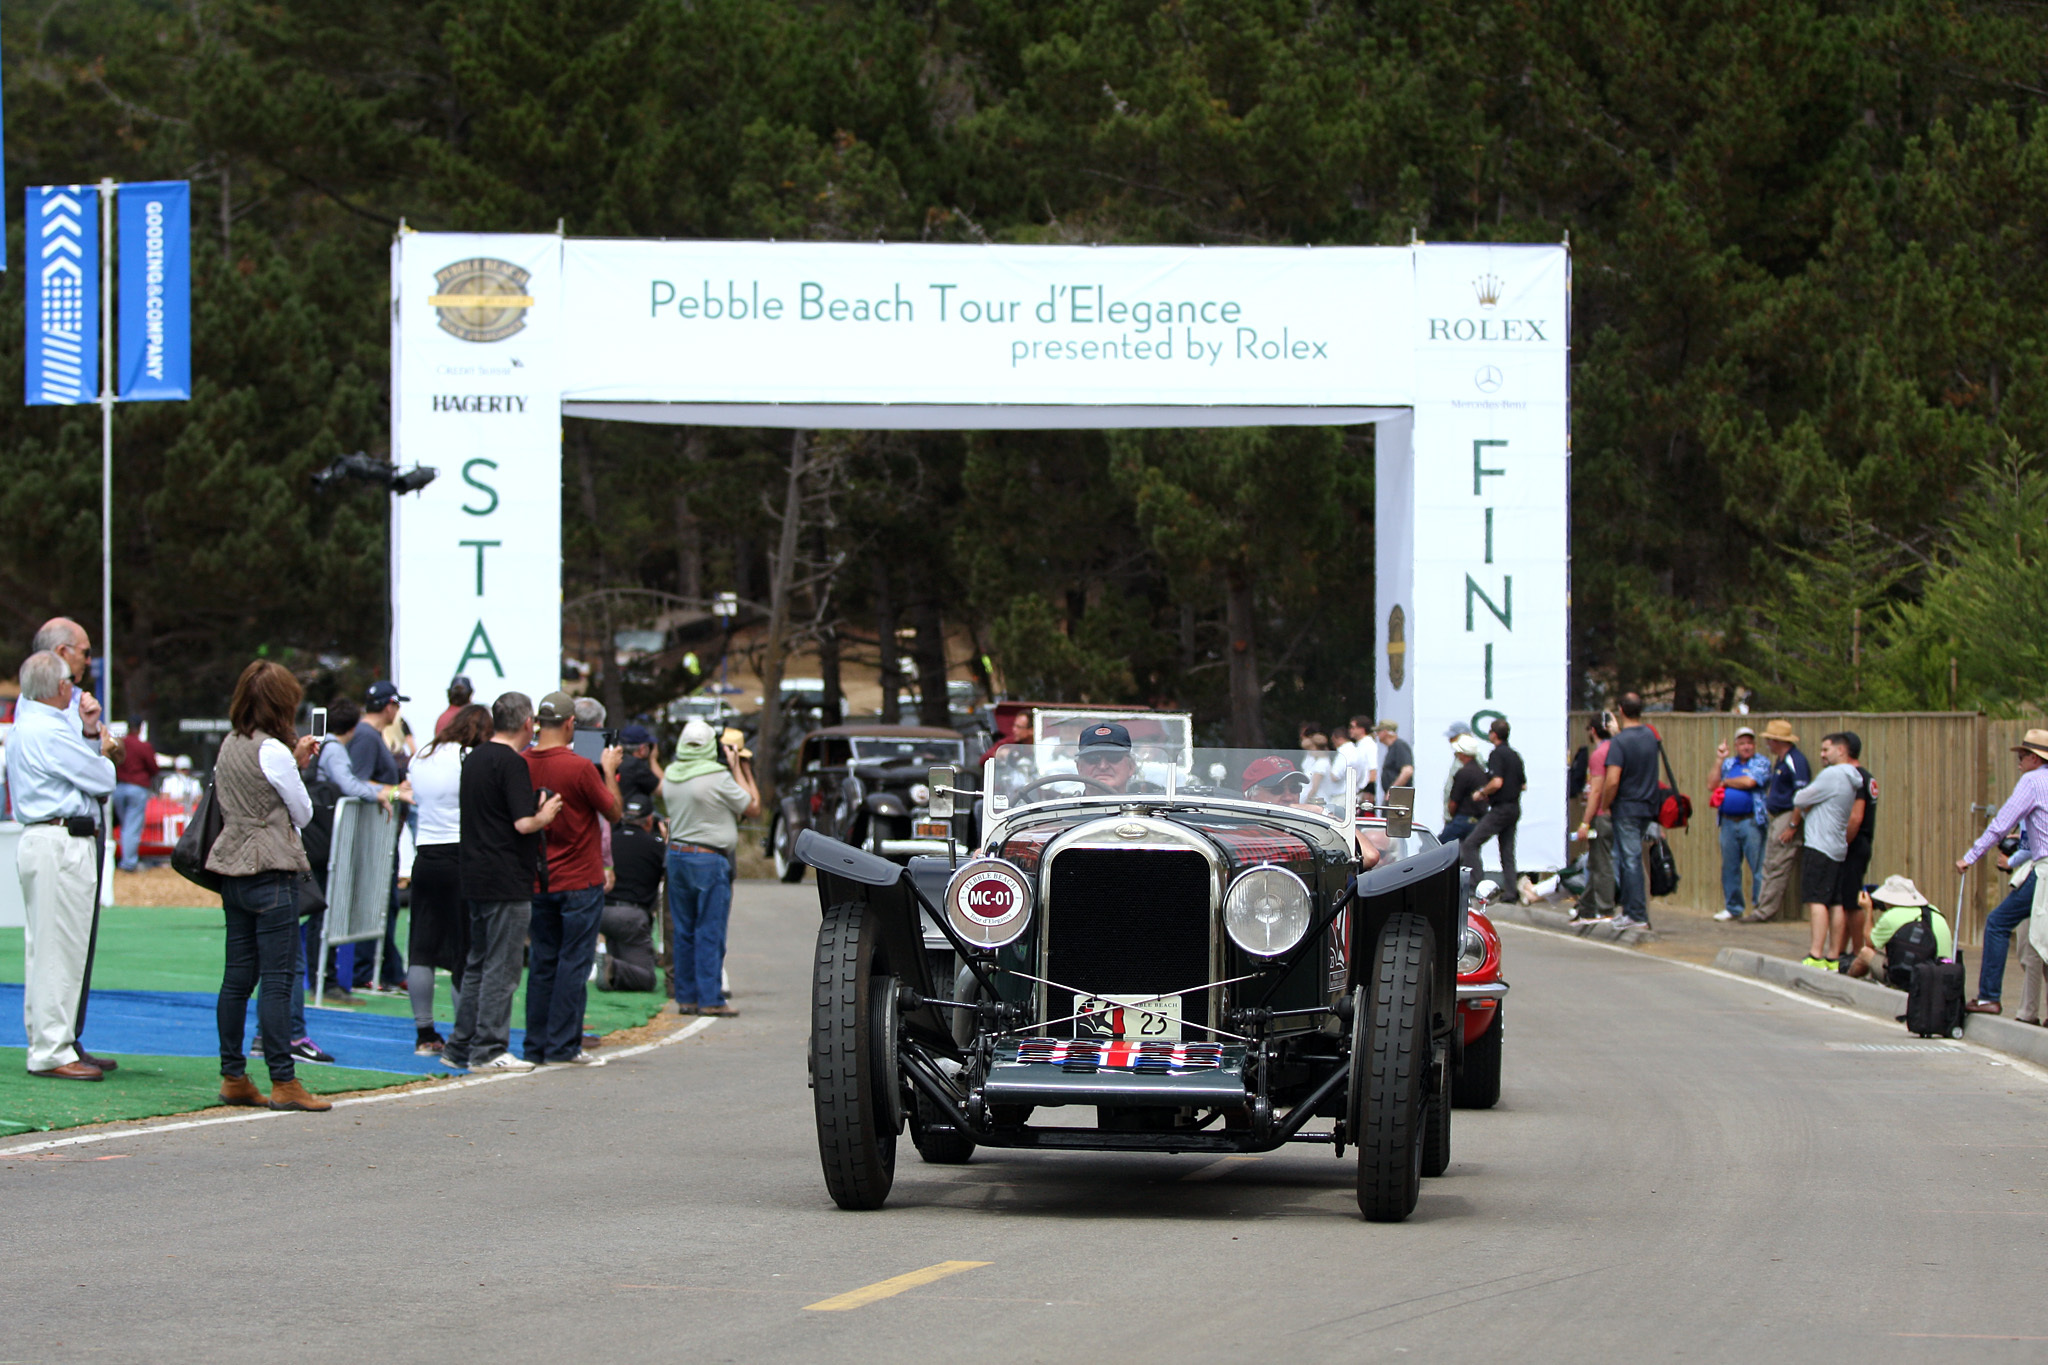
<box><xmin>0</xmin><ymin>983</ymin><xmax>523</xmax><ymax>1077</ymax></box>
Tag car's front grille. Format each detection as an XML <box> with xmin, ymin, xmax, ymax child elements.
<box><xmin>1044</xmin><ymin>849</ymin><xmax>1210</xmax><ymax>1038</ymax></box>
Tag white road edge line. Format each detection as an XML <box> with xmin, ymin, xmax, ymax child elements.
<box><xmin>1494</xmin><ymin>920</ymin><xmax>2048</xmax><ymax>1087</ymax></box>
<box><xmin>0</xmin><ymin>1016</ymin><xmax>720</xmax><ymax>1158</ymax></box>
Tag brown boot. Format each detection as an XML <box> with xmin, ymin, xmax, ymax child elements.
<box><xmin>218</xmin><ymin>1074</ymin><xmax>266</xmax><ymax>1107</ymax></box>
<box><xmin>267</xmin><ymin>1079</ymin><xmax>333</xmax><ymax>1112</ymax></box>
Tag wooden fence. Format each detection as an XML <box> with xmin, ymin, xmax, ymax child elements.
<box><xmin>1568</xmin><ymin>711</ymin><xmax>2032</xmax><ymax>943</ymax></box>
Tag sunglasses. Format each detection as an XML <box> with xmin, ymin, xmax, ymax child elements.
<box><xmin>1076</xmin><ymin>751</ymin><xmax>1126</xmax><ymax>766</ymax></box>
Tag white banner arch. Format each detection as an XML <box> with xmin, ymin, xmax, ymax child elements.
<box><xmin>390</xmin><ymin>235</ymin><xmax>1569</xmax><ymax>864</ymax></box>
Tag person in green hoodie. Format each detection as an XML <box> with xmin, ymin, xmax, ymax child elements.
<box><xmin>660</xmin><ymin>719</ymin><xmax>759</xmax><ymax>1016</ymax></box>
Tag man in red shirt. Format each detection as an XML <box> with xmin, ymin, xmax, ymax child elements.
<box><xmin>110</xmin><ymin>720</ymin><xmax>159</xmax><ymax>872</ymax></box>
<box><xmin>522</xmin><ymin>691</ymin><xmax>623</xmax><ymax>1065</ymax></box>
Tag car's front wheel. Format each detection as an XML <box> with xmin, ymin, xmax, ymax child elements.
<box><xmin>1452</xmin><ymin>1007</ymin><xmax>1503</xmax><ymax>1109</ymax></box>
<box><xmin>812</xmin><ymin>900</ymin><xmax>898</xmax><ymax>1209</ymax></box>
<box><xmin>1354</xmin><ymin>912</ymin><xmax>1433</xmax><ymax>1222</ymax></box>
<box><xmin>771</xmin><ymin>816</ymin><xmax>805</xmax><ymax>883</ymax></box>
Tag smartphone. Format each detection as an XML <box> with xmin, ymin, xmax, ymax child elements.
<box><xmin>310</xmin><ymin>707</ymin><xmax>328</xmax><ymax>739</ymax></box>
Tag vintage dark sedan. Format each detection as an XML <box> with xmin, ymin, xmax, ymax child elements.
<box><xmin>768</xmin><ymin>724</ymin><xmax>969</xmax><ymax>882</ymax></box>
<box><xmin>794</xmin><ymin>744</ymin><xmax>1487</xmax><ymax>1223</ymax></box>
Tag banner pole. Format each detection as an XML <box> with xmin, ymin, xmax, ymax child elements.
<box><xmin>98</xmin><ymin>176</ymin><xmax>114</xmax><ymax>725</ymax></box>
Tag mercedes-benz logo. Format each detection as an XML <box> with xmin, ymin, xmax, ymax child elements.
<box><xmin>1474</xmin><ymin>365</ymin><xmax>1504</xmax><ymax>393</ymax></box>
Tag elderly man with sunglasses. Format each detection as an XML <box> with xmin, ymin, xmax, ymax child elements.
<box><xmin>1070</xmin><ymin>722</ymin><xmax>1146</xmax><ymax>794</ymax></box>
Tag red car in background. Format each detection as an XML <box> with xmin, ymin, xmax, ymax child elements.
<box><xmin>1454</xmin><ymin>898</ymin><xmax>1508</xmax><ymax>1107</ymax></box>
<box><xmin>115</xmin><ymin>795</ymin><xmax>199</xmax><ymax>861</ymax></box>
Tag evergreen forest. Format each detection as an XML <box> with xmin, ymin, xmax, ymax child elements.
<box><xmin>5</xmin><ymin>0</ymin><xmax>2048</xmax><ymax>737</ymax></box>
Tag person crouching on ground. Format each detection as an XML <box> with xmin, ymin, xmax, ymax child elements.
<box><xmin>661</xmin><ymin>719</ymin><xmax>759</xmax><ymax>1017</ymax></box>
<box><xmin>595</xmin><ymin>794</ymin><xmax>665</xmax><ymax>993</ymax></box>
<box><xmin>207</xmin><ymin>661</ymin><xmax>331</xmax><ymax>1112</ymax></box>
<box><xmin>522</xmin><ymin>691</ymin><xmax>623</xmax><ymax>1064</ymax></box>
<box><xmin>1844</xmin><ymin>876</ymin><xmax>1952</xmax><ymax>984</ymax></box>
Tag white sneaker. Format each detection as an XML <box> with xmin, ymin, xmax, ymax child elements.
<box><xmin>559</xmin><ymin>1051</ymin><xmax>606</xmax><ymax>1067</ymax></box>
<box><xmin>1713</xmin><ymin>909</ymin><xmax>1739</xmax><ymax>921</ymax></box>
<box><xmin>473</xmin><ymin>1053</ymin><xmax>536</xmax><ymax>1073</ymax></box>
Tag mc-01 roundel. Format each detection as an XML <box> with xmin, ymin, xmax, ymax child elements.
<box><xmin>944</xmin><ymin>858</ymin><xmax>1034</xmax><ymax>948</ymax></box>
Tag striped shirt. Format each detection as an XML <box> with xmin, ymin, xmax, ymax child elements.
<box><xmin>1964</xmin><ymin>766</ymin><xmax>2048</xmax><ymax>867</ymax></box>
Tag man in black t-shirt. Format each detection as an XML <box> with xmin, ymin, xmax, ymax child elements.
<box><xmin>1442</xmin><ymin>733</ymin><xmax>1490</xmax><ymax>845</ymax></box>
<box><xmin>445</xmin><ymin>693</ymin><xmax>563</xmax><ymax>1072</ymax></box>
<box><xmin>615</xmin><ymin>724</ymin><xmax>661</xmax><ymax>811</ymax></box>
<box><xmin>1461</xmin><ymin>718</ymin><xmax>1528</xmax><ymax>899</ymax></box>
<box><xmin>596</xmin><ymin>795</ymin><xmax>664</xmax><ymax>993</ymax></box>
<box><xmin>1601</xmin><ymin>693</ymin><xmax>1664</xmax><ymax>927</ymax></box>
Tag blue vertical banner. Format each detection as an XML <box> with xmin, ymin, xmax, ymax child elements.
<box><xmin>24</xmin><ymin>185</ymin><xmax>99</xmax><ymax>406</ymax></box>
<box><xmin>117</xmin><ymin>180</ymin><xmax>191</xmax><ymax>402</ymax></box>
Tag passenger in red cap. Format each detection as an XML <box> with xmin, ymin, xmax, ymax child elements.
<box><xmin>1240</xmin><ymin>755</ymin><xmax>1310</xmax><ymax>806</ymax></box>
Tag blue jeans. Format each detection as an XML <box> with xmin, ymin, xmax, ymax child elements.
<box><xmin>219</xmin><ymin>871</ymin><xmax>300</xmax><ymax>1083</ymax></box>
<box><xmin>1977</xmin><ymin>871</ymin><xmax>2036</xmax><ymax>1003</ymax></box>
<box><xmin>111</xmin><ymin>783</ymin><xmax>150</xmax><ymax>870</ymax></box>
<box><xmin>1614</xmin><ymin>812</ymin><xmax>1651</xmax><ymax>922</ymax></box>
<box><xmin>1440</xmin><ymin>815</ymin><xmax>1477</xmax><ymax>847</ymax></box>
<box><xmin>1718</xmin><ymin>816</ymin><xmax>1765</xmax><ymax>914</ymax></box>
<box><xmin>668</xmin><ymin>850</ymin><xmax>733</xmax><ymax>1008</ymax></box>
<box><xmin>525</xmin><ymin>885</ymin><xmax>605</xmax><ymax>1062</ymax></box>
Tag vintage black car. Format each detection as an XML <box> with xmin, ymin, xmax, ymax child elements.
<box><xmin>795</xmin><ymin>744</ymin><xmax>1485</xmax><ymax>1223</ymax></box>
<box><xmin>768</xmin><ymin>724</ymin><xmax>969</xmax><ymax>882</ymax></box>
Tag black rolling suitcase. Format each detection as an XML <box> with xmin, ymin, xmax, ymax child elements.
<box><xmin>1904</xmin><ymin>875</ymin><xmax>1967</xmax><ymax>1039</ymax></box>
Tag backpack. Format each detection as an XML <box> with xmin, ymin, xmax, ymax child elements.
<box><xmin>1883</xmin><ymin>906</ymin><xmax>1939</xmax><ymax>989</ymax></box>
<box><xmin>298</xmin><ymin>764</ymin><xmax>345</xmax><ymax>878</ymax></box>
<box><xmin>1647</xmin><ymin>827</ymin><xmax>1681</xmax><ymax>897</ymax></box>
<box><xmin>1655</xmin><ymin>741</ymin><xmax>1693</xmax><ymax>830</ymax></box>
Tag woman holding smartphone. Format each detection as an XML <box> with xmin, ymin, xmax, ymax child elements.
<box><xmin>206</xmin><ymin>660</ymin><xmax>330</xmax><ymax>1112</ymax></box>
<box><xmin>403</xmin><ymin>703</ymin><xmax>492</xmax><ymax>1052</ymax></box>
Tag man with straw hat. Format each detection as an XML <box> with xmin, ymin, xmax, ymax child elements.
<box><xmin>1954</xmin><ymin>727</ymin><xmax>2048</xmax><ymax>1015</ymax></box>
<box><xmin>1750</xmin><ymin>718</ymin><xmax>1810</xmax><ymax>923</ymax></box>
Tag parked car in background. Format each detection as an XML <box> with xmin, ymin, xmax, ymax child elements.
<box><xmin>768</xmin><ymin>725</ymin><xmax>969</xmax><ymax>881</ymax></box>
<box><xmin>1453</xmin><ymin>891</ymin><xmax>1508</xmax><ymax>1108</ymax></box>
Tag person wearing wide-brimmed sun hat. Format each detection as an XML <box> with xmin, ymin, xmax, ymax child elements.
<box><xmin>1843</xmin><ymin>875</ymin><xmax>1953</xmax><ymax>984</ymax></box>
<box><xmin>1750</xmin><ymin>718</ymin><xmax>1810</xmax><ymax>923</ymax></box>
<box><xmin>1955</xmin><ymin>728</ymin><xmax>2048</xmax><ymax>1015</ymax></box>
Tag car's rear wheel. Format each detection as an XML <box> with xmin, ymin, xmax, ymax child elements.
<box><xmin>908</xmin><ymin>1089</ymin><xmax>976</xmax><ymax>1164</ymax></box>
<box><xmin>812</xmin><ymin>900</ymin><xmax>897</xmax><ymax>1209</ymax></box>
<box><xmin>1354</xmin><ymin>911</ymin><xmax>1433</xmax><ymax>1222</ymax></box>
<box><xmin>1420</xmin><ymin>1040</ymin><xmax>1452</xmax><ymax>1177</ymax></box>
<box><xmin>772</xmin><ymin>816</ymin><xmax>805</xmax><ymax>883</ymax></box>
<box><xmin>1453</xmin><ymin>1007</ymin><xmax>1503</xmax><ymax>1109</ymax></box>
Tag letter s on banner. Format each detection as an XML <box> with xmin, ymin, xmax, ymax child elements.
<box><xmin>117</xmin><ymin>180</ymin><xmax>191</xmax><ymax>402</ymax></box>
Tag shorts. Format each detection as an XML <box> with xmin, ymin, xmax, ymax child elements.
<box><xmin>1841</xmin><ymin>845</ymin><xmax>1873</xmax><ymax>907</ymax></box>
<box><xmin>1801</xmin><ymin>847</ymin><xmax>1849</xmax><ymax>908</ymax></box>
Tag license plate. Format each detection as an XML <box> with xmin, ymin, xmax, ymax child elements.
<box><xmin>1074</xmin><ymin>993</ymin><xmax>1182</xmax><ymax>1041</ymax></box>
<box><xmin>915</xmin><ymin>821</ymin><xmax>950</xmax><ymax>839</ymax></box>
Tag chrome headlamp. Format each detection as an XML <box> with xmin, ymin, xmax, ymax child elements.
<box><xmin>1458</xmin><ymin>925</ymin><xmax>1487</xmax><ymax>975</ymax></box>
<box><xmin>1223</xmin><ymin>865</ymin><xmax>1313</xmax><ymax>957</ymax></box>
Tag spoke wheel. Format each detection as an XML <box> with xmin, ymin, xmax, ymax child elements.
<box><xmin>1452</xmin><ymin>1007</ymin><xmax>1503</xmax><ymax>1109</ymax></box>
<box><xmin>812</xmin><ymin>900</ymin><xmax>897</xmax><ymax>1209</ymax></box>
<box><xmin>1354</xmin><ymin>911</ymin><xmax>1433</xmax><ymax>1222</ymax></box>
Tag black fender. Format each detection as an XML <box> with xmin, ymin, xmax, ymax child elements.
<box><xmin>1350</xmin><ymin>839</ymin><xmax>1461</xmax><ymax>1037</ymax></box>
<box><xmin>797</xmin><ymin>829</ymin><xmax>953</xmax><ymax>1053</ymax></box>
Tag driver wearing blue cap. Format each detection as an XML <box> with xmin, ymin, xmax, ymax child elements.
<box><xmin>1075</xmin><ymin>722</ymin><xmax>1140</xmax><ymax>794</ymax></box>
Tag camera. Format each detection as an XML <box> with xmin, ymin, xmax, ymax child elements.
<box><xmin>536</xmin><ymin>787</ymin><xmax>558</xmax><ymax>812</ymax></box>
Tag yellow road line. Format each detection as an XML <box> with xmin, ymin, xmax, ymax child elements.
<box><xmin>803</xmin><ymin>1261</ymin><xmax>991</xmax><ymax>1311</ymax></box>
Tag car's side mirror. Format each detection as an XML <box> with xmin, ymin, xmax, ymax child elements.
<box><xmin>1383</xmin><ymin>786</ymin><xmax>1415</xmax><ymax>839</ymax></box>
<box><xmin>927</xmin><ymin>765</ymin><xmax>957</xmax><ymax>820</ymax></box>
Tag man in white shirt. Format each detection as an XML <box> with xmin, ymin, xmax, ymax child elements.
<box><xmin>5</xmin><ymin>651</ymin><xmax>117</xmax><ymax>1080</ymax></box>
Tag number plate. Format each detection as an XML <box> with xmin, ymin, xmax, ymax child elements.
<box><xmin>1074</xmin><ymin>993</ymin><xmax>1182</xmax><ymax>1042</ymax></box>
<box><xmin>915</xmin><ymin>821</ymin><xmax>950</xmax><ymax>839</ymax></box>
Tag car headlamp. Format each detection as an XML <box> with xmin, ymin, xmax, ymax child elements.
<box><xmin>910</xmin><ymin>782</ymin><xmax>930</xmax><ymax>805</ymax></box>
<box><xmin>943</xmin><ymin>858</ymin><xmax>1033</xmax><ymax>949</ymax></box>
<box><xmin>1458</xmin><ymin>925</ymin><xmax>1486</xmax><ymax>976</ymax></box>
<box><xmin>1223</xmin><ymin>865</ymin><xmax>1313</xmax><ymax>957</ymax></box>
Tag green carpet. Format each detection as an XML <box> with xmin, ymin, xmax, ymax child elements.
<box><xmin>0</xmin><ymin>904</ymin><xmax>670</xmax><ymax>1136</ymax></box>
<box><xmin>0</xmin><ymin>1051</ymin><xmax>401</xmax><ymax>1137</ymax></box>
<box><xmin>0</xmin><ymin>905</ymin><xmax>669</xmax><ymax>1036</ymax></box>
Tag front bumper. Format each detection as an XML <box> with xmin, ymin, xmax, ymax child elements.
<box><xmin>981</xmin><ymin>1038</ymin><xmax>1251</xmax><ymax>1109</ymax></box>
<box><xmin>1455</xmin><ymin>981</ymin><xmax>1508</xmax><ymax>1002</ymax></box>
<box><xmin>878</xmin><ymin>837</ymin><xmax>951</xmax><ymax>858</ymax></box>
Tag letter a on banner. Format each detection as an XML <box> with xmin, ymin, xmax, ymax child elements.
<box><xmin>25</xmin><ymin>185</ymin><xmax>99</xmax><ymax>406</ymax></box>
<box><xmin>117</xmin><ymin>181</ymin><xmax>191</xmax><ymax>402</ymax></box>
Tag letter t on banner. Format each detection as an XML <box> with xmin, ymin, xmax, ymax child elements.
<box><xmin>116</xmin><ymin>181</ymin><xmax>191</xmax><ymax>401</ymax></box>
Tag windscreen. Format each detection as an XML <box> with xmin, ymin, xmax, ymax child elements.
<box><xmin>851</xmin><ymin>736</ymin><xmax>965</xmax><ymax>766</ymax></box>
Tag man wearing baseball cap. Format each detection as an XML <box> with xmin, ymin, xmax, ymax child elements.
<box><xmin>1955</xmin><ymin>727</ymin><xmax>2048</xmax><ymax>1014</ymax></box>
<box><xmin>1241</xmin><ymin>755</ymin><xmax>1310</xmax><ymax>805</ymax></box>
<box><xmin>615</xmin><ymin>723</ymin><xmax>661</xmax><ymax>809</ymax></box>
<box><xmin>522</xmin><ymin>691</ymin><xmax>623</xmax><ymax>1062</ymax></box>
<box><xmin>1073</xmin><ymin>722</ymin><xmax>1143</xmax><ymax>795</ymax></box>
<box><xmin>1711</xmin><ymin>725</ymin><xmax>1772</xmax><ymax>921</ymax></box>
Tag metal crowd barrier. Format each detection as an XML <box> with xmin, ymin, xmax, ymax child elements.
<box><xmin>312</xmin><ymin>796</ymin><xmax>399</xmax><ymax>1002</ymax></box>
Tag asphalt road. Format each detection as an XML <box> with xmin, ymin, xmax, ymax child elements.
<box><xmin>6</xmin><ymin>882</ymin><xmax>2047</xmax><ymax>1364</ymax></box>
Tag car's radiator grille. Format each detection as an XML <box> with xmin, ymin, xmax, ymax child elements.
<box><xmin>1045</xmin><ymin>849</ymin><xmax>1210</xmax><ymax>1038</ymax></box>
